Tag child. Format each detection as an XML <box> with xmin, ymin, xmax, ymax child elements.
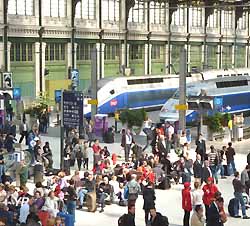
<box><xmin>182</xmin><ymin>182</ymin><xmax>192</xmax><ymax>226</ymax></box>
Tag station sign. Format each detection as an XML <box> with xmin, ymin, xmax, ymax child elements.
<box><xmin>62</xmin><ymin>91</ymin><xmax>83</xmax><ymax>127</ymax></box>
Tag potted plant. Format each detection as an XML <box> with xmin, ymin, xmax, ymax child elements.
<box><xmin>120</xmin><ymin>108</ymin><xmax>147</xmax><ymax>134</ymax></box>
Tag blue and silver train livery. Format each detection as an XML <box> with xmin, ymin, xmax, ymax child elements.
<box><xmin>159</xmin><ymin>74</ymin><xmax>250</xmax><ymax>123</ymax></box>
<box><xmin>84</xmin><ymin>68</ymin><xmax>250</xmax><ymax>117</ymax></box>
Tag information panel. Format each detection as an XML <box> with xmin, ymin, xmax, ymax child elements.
<box><xmin>62</xmin><ymin>91</ymin><xmax>83</xmax><ymax>127</ymax></box>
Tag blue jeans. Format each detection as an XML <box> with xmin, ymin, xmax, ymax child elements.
<box><xmin>234</xmin><ymin>192</ymin><xmax>246</xmax><ymax>217</ymax></box>
<box><xmin>210</xmin><ymin>165</ymin><xmax>218</xmax><ymax>183</ymax></box>
<box><xmin>217</xmin><ymin>164</ymin><xmax>224</xmax><ymax>177</ymax></box>
<box><xmin>67</xmin><ymin>200</ymin><xmax>76</xmax><ymax>222</ymax></box>
<box><xmin>227</xmin><ymin>160</ymin><xmax>236</xmax><ymax>176</ymax></box>
<box><xmin>78</xmin><ymin>188</ymin><xmax>88</xmax><ymax>206</ymax></box>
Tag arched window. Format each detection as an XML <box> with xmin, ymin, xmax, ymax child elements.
<box><xmin>150</xmin><ymin>1</ymin><xmax>166</xmax><ymax>24</ymax></box>
<box><xmin>75</xmin><ymin>0</ymin><xmax>96</xmax><ymax>20</ymax></box>
<box><xmin>8</xmin><ymin>0</ymin><xmax>34</xmax><ymax>16</ymax></box>
<box><xmin>43</xmin><ymin>0</ymin><xmax>66</xmax><ymax>17</ymax></box>
<box><xmin>128</xmin><ymin>0</ymin><xmax>145</xmax><ymax>23</ymax></box>
<box><xmin>102</xmin><ymin>0</ymin><xmax>119</xmax><ymax>21</ymax></box>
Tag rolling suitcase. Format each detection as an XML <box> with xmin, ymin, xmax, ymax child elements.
<box><xmin>57</xmin><ymin>212</ymin><xmax>74</xmax><ymax>226</ymax></box>
<box><xmin>228</xmin><ymin>198</ymin><xmax>239</xmax><ymax>217</ymax></box>
<box><xmin>86</xmin><ymin>192</ymin><xmax>97</xmax><ymax>212</ymax></box>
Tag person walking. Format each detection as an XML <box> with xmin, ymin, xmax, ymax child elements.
<box><xmin>195</xmin><ymin>134</ymin><xmax>206</xmax><ymax>162</ymax></box>
<box><xmin>127</xmin><ymin>174</ymin><xmax>141</xmax><ymax>206</ymax></box>
<box><xmin>143</xmin><ymin>182</ymin><xmax>156</xmax><ymax>225</ymax></box>
<box><xmin>232</xmin><ymin>171</ymin><xmax>250</xmax><ymax>219</ymax></box>
<box><xmin>193</xmin><ymin>154</ymin><xmax>203</xmax><ymax>183</ymax></box>
<box><xmin>202</xmin><ymin>177</ymin><xmax>218</xmax><ymax>220</ymax></box>
<box><xmin>19</xmin><ymin>119</ymin><xmax>29</xmax><ymax>144</ymax></box>
<box><xmin>182</xmin><ymin>182</ymin><xmax>192</xmax><ymax>226</ymax></box>
<box><xmin>125</xmin><ymin>129</ymin><xmax>134</xmax><ymax>162</ymax></box>
<box><xmin>82</xmin><ymin>140</ymin><xmax>89</xmax><ymax>170</ymax></box>
<box><xmin>190</xmin><ymin>205</ymin><xmax>205</xmax><ymax>226</ymax></box>
<box><xmin>226</xmin><ymin>142</ymin><xmax>236</xmax><ymax>175</ymax></box>
<box><xmin>208</xmin><ymin>145</ymin><xmax>219</xmax><ymax>184</ymax></box>
<box><xmin>201</xmin><ymin>160</ymin><xmax>212</xmax><ymax>184</ymax></box>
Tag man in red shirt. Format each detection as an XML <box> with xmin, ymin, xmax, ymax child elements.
<box><xmin>182</xmin><ymin>182</ymin><xmax>192</xmax><ymax>226</ymax></box>
<box><xmin>202</xmin><ymin>177</ymin><xmax>219</xmax><ymax>219</ymax></box>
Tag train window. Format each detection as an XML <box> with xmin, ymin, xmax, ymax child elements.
<box><xmin>216</xmin><ymin>79</ymin><xmax>248</xmax><ymax>88</ymax></box>
<box><xmin>217</xmin><ymin>75</ymin><xmax>222</xmax><ymax>77</ymax></box>
<box><xmin>224</xmin><ymin>74</ymin><xmax>229</xmax><ymax>77</ymax></box>
<box><xmin>231</xmin><ymin>74</ymin><xmax>236</xmax><ymax>76</ymax></box>
<box><xmin>237</xmin><ymin>74</ymin><xmax>242</xmax><ymax>76</ymax></box>
<box><xmin>127</xmin><ymin>78</ymin><xmax>164</xmax><ymax>85</ymax></box>
<box><xmin>110</xmin><ymin>89</ymin><xmax>115</xmax><ymax>95</ymax></box>
<box><xmin>244</xmin><ymin>73</ymin><xmax>249</xmax><ymax>76</ymax></box>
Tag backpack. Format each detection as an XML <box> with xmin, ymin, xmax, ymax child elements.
<box><xmin>118</xmin><ymin>214</ymin><xmax>127</xmax><ymax>226</ymax></box>
<box><xmin>160</xmin><ymin>215</ymin><xmax>169</xmax><ymax>226</ymax></box>
<box><xmin>128</xmin><ymin>182</ymin><xmax>139</xmax><ymax>194</ymax></box>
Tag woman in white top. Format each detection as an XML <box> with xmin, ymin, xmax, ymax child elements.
<box><xmin>192</xmin><ymin>181</ymin><xmax>203</xmax><ymax>208</ymax></box>
<box><xmin>42</xmin><ymin>191</ymin><xmax>59</xmax><ymax>217</ymax></box>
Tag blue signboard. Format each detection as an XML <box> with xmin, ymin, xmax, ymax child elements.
<box><xmin>55</xmin><ymin>90</ymin><xmax>62</xmax><ymax>103</ymax></box>
<box><xmin>214</xmin><ymin>97</ymin><xmax>223</xmax><ymax>112</ymax></box>
<box><xmin>62</xmin><ymin>91</ymin><xmax>83</xmax><ymax>127</ymax></box>
<box><xmin>71</xmin><ymin>69</ymin><xmax>79</xmax><ymax>88</ymax></box>
<box><xmin>13</xmin><ymin>88</ymin><xmax>21</xmax><ymax>100</ymax></box>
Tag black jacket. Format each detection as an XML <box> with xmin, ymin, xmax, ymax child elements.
<box><xmin>202</xmin><ymin>167</ymin><xmax>212</xmax><ymax>183</ymax></box>
<box><xmin>193</xmin><ymin>160</ymin><xmax>203</xmax><ymax>178</ymax></box>
<box><xmin>143</xmin><ymin>187</ymin><xmax>156</xmax><ymax>210</ymax></box>
<box><xmin>150</xmin><ymin>212</ymin><xmax>169</xmax><ymax>226</ymax></box>
<box><xmin>207</xmin><ymin>202</ymin><xmax>223</xmax><ymax>226</ymax></box>
<box><xmin>123</xmin><ymin>212</ymin><xmax>136</xmax><ymax>226</ymax></box>
<box><xmin>247</xmin><ymin>152</ymin><xmax>250</xmax><ymax>165</ymax></box>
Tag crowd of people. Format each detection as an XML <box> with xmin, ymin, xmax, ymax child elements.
<box><xmin>0</xmin><ymin>117</ymin><xmax>250</xmax><ymax>226</ymax></box>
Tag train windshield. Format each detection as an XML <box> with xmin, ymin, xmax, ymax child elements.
<box><xmin>173</xmin><ymin>86</ymin><xmax>199</xmax><ymax>99</ymax></box>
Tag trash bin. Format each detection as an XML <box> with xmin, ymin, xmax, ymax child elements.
<box><xmin>237</xmin><ymin>126</ymin><xmax>243</xmax><ymax>141</ymax></box>
<box><xmin>94</xmin><ymin>114</ymin><xmax>108</xmax><ymax>138</ymax></box>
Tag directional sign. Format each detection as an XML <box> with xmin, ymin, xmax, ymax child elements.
<box><xmin>2</xmin><ymin>72</ymin><xmax>13</xmax><ymax>89</ymax></box>
<box><xmin>55</xmin><ymin>90</ymin><xmax>62</xmax><ymax>103</ymax></box>
<box><xmin>71</xmin><ymin>69</ymin><xmax>79</xmax><ymax>88</ymax></box>
<box><xmin>214</xmin><ymin>96</ymin><xmax>223</xmax><ymax>112</ymax></box>
<box><xmin>62</xmin><ymin>91</ymin><xmax>83</xmax><ymax>127</ymax></box>
<box><xmin>13</xmin><ymin>88</ymin><xmax>21</xmax><ymax>100</ymax></box>
<box><xmin>175</xmin><ymin>104</ymin><xmax>188</xmax><ymax>111</ymax></box>
<box><xmin>88</xmin><ymin>99</ymin><xmax>98</xmax><ymax>105</ymax></box>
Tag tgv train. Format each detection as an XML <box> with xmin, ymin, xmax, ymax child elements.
<box><xmin>84</xmin><ymin>68</ymin><xmax>250</xmax><ymax>117</ymax></box>
<box><xmin>159</xmin><ymin>74</ymin><xmax>250</xmax><ymax>123</ymax></box>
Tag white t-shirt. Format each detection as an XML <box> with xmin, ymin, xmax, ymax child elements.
<box><xmin>192</xmin><ymin>189</ymin><xmax>203</xmax><ymax>207</ymax></box>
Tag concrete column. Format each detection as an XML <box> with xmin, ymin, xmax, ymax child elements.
<box><xmin>217</xmin><ymin>44</ymin><xmax>222</xmax><ymax>69</ymax></box>
<box><xmin>144</xmin><ymin>43</ymin><xmax>149</xmax><ymax>75</ymax></box>
<box><xmin>96</xmin><ymin>43</ymin><xmax>105</xmax><ymax>79</ymax></box>
<box><xmin>165</xmin><ymin>43</ymin><xmax>169</xmax><ymax>74</ymax></box>
<box><xmin>7</xmin><ymin>42</ymin><xmax>11</xmax><ymax>72</ymax></box>
<box><xmin>202</xmin><ymin>44</ymin><xmax>206</xmax><ymax>69</ymax></box>
<box><xmin>186</xmin><ymin>44</ymin><xmax>191</xmax><ymax>72</ymax></box>
<box><xmin>35</xmin><ymin>42</ymin><xmax>46</xmax><ymax>96</ymax></box>
<box><xmin>148</xmin><ymin>43</ymin><xmax>152</xmax><ymax>75</ymax></box>
<box><xmin>245</xmin><ymin>45</ymin><xmax>248</xmax><ymax>67</ymax></box>
<box><xmin>66</xmin><ymin>43</ymin><xmax>77</xmax><ymax>71</ymax></box>
<box><xmin>0</xmin><ymin>42</ymin><xmax>4</xmax><ymax>72</ymax></box>
<box><xmin>121</xmin><ymin>43</ymin><xmax>130</xmax><ymax>67</ymax></box>
<box><xmin>232</xmin><ymin>44</ymin><xmax>235</xmax><ymax>68</ymax></box>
